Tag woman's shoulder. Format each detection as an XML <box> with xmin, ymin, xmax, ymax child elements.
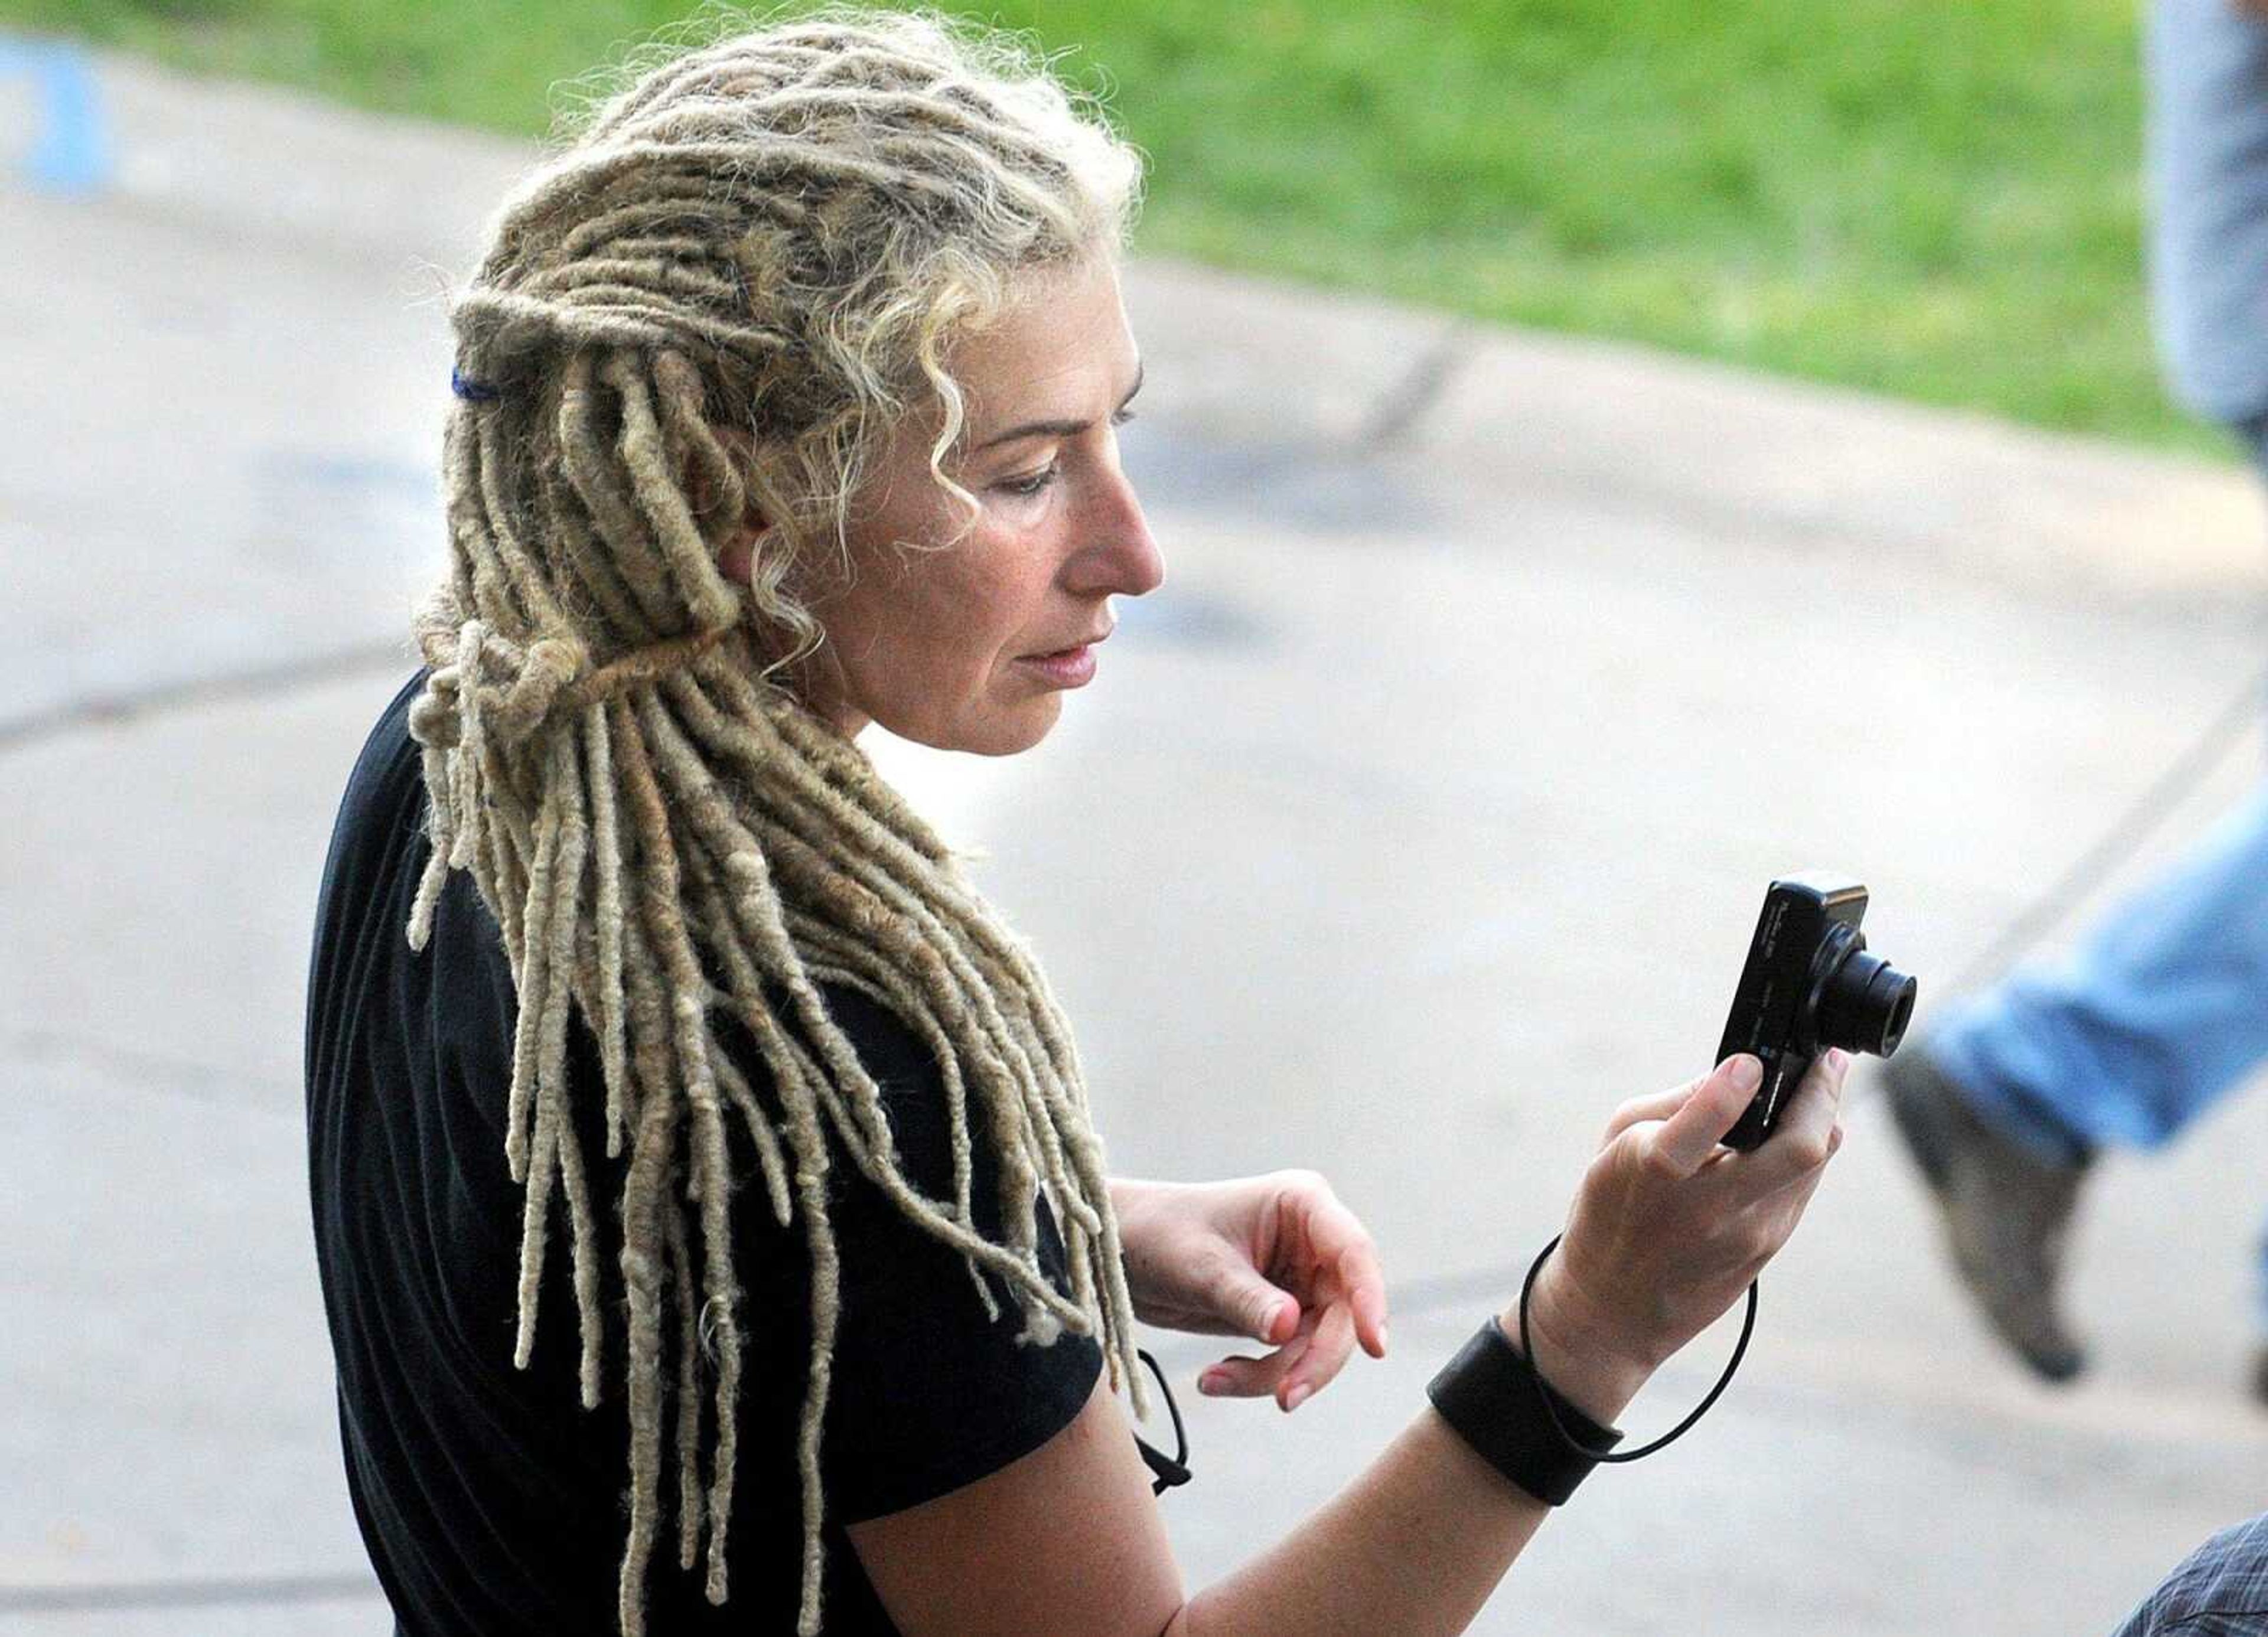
<box><xmin>716</xmin><ymin>978</ymin><xmax>967</xmax><ymax>1217</ymax></box>
<box><xmin>309</xmin><ymin>672</ymin><xmax>435</xmax><ymax>976</ymax></box>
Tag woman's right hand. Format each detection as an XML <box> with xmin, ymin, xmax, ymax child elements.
<box><xmin>1511</xmin><ymin>1049</ymin><xmax>1851</xmax><ymax>1421</ymax></box>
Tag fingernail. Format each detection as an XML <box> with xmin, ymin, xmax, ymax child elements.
<box><xmin>1283</xmin><ymin>1383</ymin><xmax>1311</xmax><ymax>1412</ymax></box>
<box><xmin>1729</xmin><ymin>1055</ymin><xmax>1762</xmax><ymax>1093</ymax></box>
<box><xmin>1199</xmin><ymin>1370</ymin><xmax>1226</xmax><ymax>1395</ymax></box>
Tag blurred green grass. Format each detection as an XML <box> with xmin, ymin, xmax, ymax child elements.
<box><xmin>4</xmin><ymin>0</ymin><xmax>2223</xmax><ymax>454</ymax></box>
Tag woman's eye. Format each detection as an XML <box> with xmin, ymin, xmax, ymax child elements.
<box><xmin>998</xmin><ymin>464</ymin><xmax>1060</xmax><ymax>498</ymax></box>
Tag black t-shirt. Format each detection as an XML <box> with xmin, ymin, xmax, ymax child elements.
<box><xmin>305</xmin><ymin>675</ymin><xmax>1105</xmax><ymax>1636</ymax></box>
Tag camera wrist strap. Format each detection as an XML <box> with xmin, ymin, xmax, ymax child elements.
<box><xmin>1516</xmin><ymin>1233</ymin><xmax>1758</xmax><ymax>1463</ymax></box>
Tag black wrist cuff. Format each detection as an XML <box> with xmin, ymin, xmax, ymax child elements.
<box><xmin>1426</xmin><ymin>1318</ymin><xmax>1624</xmax><ymax>1505</ymax></box>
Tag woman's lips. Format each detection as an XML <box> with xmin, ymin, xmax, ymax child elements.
<box><xmin>1015</xmin><ymin>644</ymin><xmax>1097</xmax><ymax>687</ymax></box>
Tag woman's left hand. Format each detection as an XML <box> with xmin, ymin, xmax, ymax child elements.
<box><xmin>1110</xmin><ymin>1171</ymin><xmax>1389</xmax><ymax>1412</ymax></box>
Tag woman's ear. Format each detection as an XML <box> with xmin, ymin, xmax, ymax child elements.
<box><xmin>690</xmin><ymin>424</ymin><xmax>768</xmax><ymax>587</ymax></box>
<box><xmin>717</xmin><ymin>520</ymin><xmax>766</xmax><ymax>587</ymax></box>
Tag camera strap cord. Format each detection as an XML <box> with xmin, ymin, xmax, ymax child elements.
<box><xmin>1132</xmin><ymin>1348</ymin><xmax>1194</xmax><ymax>1495</ymax></box>
<box><xmin>1516</xmin><ymin>1234</ymin><xmax>1758</xmax><ymax>1463</ymax></box>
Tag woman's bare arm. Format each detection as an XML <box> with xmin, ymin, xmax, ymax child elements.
<box><xmin>848</xmin><ymin>1049</ymin><xmax>1846</xmax><ymax>1637</ymax></box>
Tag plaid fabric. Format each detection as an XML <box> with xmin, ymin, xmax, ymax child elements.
<box><xmin>2114</xmin><ymin>1515</ymin><xmax>2268</xmax><ymax>1635</ymax></box>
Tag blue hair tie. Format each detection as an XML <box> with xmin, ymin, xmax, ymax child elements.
<box><xmin>451</xmin><ymin>365</ymin><xmax>501</xmax><ymax>403</ymax></box>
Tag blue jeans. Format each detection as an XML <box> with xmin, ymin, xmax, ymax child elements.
<box><xmin>1931</xmin><ymin>779</ymin><xmax>2268</xmax><ymax>1333</ymax></box>
<box><xmin>1932</xmin><ymin>0</ymin><xmax>2268</xmax><ymax>1326</ymax></box>
<box><xmin>1933</xmin><ymin>781</ymin><xmax>2268</xmax><ymax>1185</ymax></box>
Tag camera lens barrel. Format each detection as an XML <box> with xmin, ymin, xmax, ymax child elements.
<box><xmin>1815</xmin><ymin>948</ymin><xmax>1918</xmax><ymax>1058</ymax></box>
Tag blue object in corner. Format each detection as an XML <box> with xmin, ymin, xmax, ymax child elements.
<box><xmin>0</xmin><ymin>36</ymin><xmax>112</xmax><ymax>194</ymax></box>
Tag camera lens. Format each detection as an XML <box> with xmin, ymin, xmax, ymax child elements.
<box><xmin>1814</xmin><ymin>948</ymin><xmax>1919</xmax><ymax>1057</ymax></box>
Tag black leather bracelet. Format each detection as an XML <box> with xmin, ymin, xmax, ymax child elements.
<box><xmin>1426</xmin><ymin>1316</ymin><xmax>1625</xmax><ymax>1505</ymax></box>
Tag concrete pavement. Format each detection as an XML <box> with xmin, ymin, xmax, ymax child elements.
<box><xmin>6</xmin><ymin>41</ymin><xmax>2268</xmax><ymax>1635</ymax></box>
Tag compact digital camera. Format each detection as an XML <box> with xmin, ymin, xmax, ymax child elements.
<box><xmin>1716</xmin><ymin>875</ymin><xmax>1917</xmax><ymax>1150</ymax></box>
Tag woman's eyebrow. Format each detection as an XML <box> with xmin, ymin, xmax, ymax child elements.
<box><xmin>970</xmin><ymin>361</ymin><xmax>1145</xmax><ymax>452</ymax></box>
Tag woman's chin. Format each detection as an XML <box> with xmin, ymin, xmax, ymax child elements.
<box><xmin>875</xmin><ymin>693</ymin><xmax>1070</xmax><ymax>757</ymax></box>
<box><xmin>982</xmin><ymin>697</ymin><xmax>1066</xmax><ymax>757</ymax></box>
<box><xmin>914</xmin><ymin>694</ymin><xmax>1064</xmax><ymax>758</ymax></box>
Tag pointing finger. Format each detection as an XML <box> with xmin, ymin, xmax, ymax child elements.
<box><xmin>1296</xmin><ymin>1185</ymin><xmax>1391</xmax><ymax>1359</ymax></box>
<box><xmin>1337</xmin><ymin>1238</ymin><xmax>1390</xmax><ymax>1359</ymax></box>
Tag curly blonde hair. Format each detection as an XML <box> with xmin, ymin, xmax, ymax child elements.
<box><xmin>405</xmin><ymin>11</ymin><xmax>1148</xmax><ymax>1633</ymax></box>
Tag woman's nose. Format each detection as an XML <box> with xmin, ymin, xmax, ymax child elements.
<box><xmin>1068</xmin><ymin>463</ymin><xmax>1165</xmax><ymax>597</ymax></box>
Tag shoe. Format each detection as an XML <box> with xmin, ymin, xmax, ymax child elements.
<box><xmin>1882</xmin><ymin>1046</ymin><xmax>2090</xmax><ymax>1383</ymax></box>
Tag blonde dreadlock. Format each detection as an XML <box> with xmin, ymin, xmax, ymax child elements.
<box><xmin>402</xmin><ymin>12</ymin><xmax>1148</xmax><ymax>1633</ymax></box>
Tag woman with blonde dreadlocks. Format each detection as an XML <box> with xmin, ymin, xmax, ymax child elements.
<box><xmin>306</xmin><ymin>11</ymin><xmax>1850</xmax><ymax>1637</ymax></box>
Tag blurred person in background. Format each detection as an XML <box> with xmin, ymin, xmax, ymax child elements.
<box><xmin>304</xmin><ymin>11</ymin><xmax>1849</xmax><ymax>1637</ymax></box>
<box><xmin>1886</xmin><ymin>0</ymin><xmax>2268</xmax><ymax>1392</ymax></box>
